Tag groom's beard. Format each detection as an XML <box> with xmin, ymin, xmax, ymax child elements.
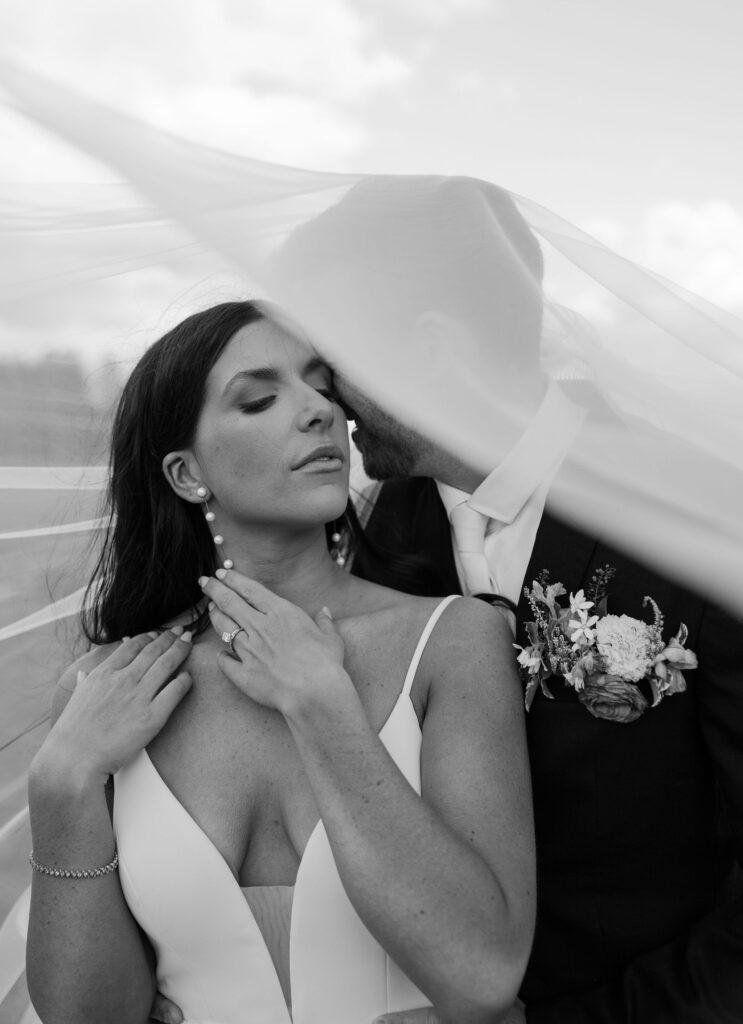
<box><xmin>351</xmin><ymin>419</ymin><xmax>418</xmax><ymax>481</ymax></box>
<box><xmin>335</xmin><ymin>373</ymin><xmax>422</xmax><ymax>481</ymax></box>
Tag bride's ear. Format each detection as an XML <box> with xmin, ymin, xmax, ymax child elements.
<box><xmin>161</xmin><ymin>451</ymin><xmax>207</xmax><ymax>504</ymax></box>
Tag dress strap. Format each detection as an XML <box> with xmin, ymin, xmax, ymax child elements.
<box><xmin>400</xmin><ymin>595</ymin><xmax>460</xmax><ymax>700</ymax></box>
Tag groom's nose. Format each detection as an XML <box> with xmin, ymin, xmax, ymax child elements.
<box><xmin>332</xmin><ymin>373</ymin><xmax>362</xmax><ymax>420</ymax></box>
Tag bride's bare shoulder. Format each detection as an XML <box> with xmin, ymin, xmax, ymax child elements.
<box><xmin>338</xmin><ymin>580</ymin><xmax>447</xmax><ymax>655</ymax></box>
<box><xmin>349</xmin><ymin>573</ymin><xmax>450</xmax><ymax>616</ymax></box>
<box><xmin>421</xmin><ymin>596</ymin><xmax>518</xmax><ymax>681</ymax></box>
<box><xmin>357</xmin><ymin>580</ymin><xmax>508</xmax><ymax>632</ymax></box>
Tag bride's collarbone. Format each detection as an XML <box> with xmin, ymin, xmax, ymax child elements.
<box><xmin>173</xmin><ymin>597</ymin><xmax>437</xmax><ymax>732</ymax></box>
<box><xmin>338</xmin><ymin>595</ymin><xmax>444</xmax><ymax>718</ymax></box>
<box><xmin>142</xmin><ymin>598</ymin><xmax>442</xmax><ymax>886</ymax></box>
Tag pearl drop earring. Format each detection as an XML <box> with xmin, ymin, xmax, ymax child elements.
<box><xmin>197</xmin><ymin>487</ymin><xmax>234</xmax><ymax>571</ymax></box>
<box><xmin>330</xmin><ymin>520</ymin><xmax>345</xmax><ymax>567</ymax></box>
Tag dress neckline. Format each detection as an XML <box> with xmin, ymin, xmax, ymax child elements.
<box><xmin>144</xmin><ymin>595</ymin><xmax>457</xmax><ymax>883</ymax></box>
<box><xmin>137</xmin><ymin>595</ymin><xmax>458</xmax><ymax>1018</ymax></box>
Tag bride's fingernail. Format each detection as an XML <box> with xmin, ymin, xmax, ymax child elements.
<box><xmin>198</xmin><ymin>576</ymin><xmax>209</xmax><ymax>588</ymax></box>
<box><xmin>208</xmin><ymin>601</ymin><xmax>215</xmax><ymax>612</ymax></box>
<box><xmin>215</xmin><ymin>568</ymin><xmax>227</xmax><ymax>580</ymax></box>
<box><xmin>321</xmin><ymin>606</ymin><xmax>333</xmax><ymax>620</ymax></box>
<box><xmin>171</xmin><ymin>625</ymin><xmax>184</xmax><ymax>636</ymax></box>
<box><xmin>148</xmin><ymin>630</ymin><xmax>160</xmax><ymax>639</ymax></box>
<box><xmin>179</xmin><ymin>630</ymin><xmax>193</xmax><ymax>643</ymax></box>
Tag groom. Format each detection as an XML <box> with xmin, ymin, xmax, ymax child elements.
<box><xmin>279</xmin><ymin>177</ymin><xmax>743</xmax><ymax>1023</ymax></box>
<box><xmin>343</xmin><ymin>381</ymin><xmax>743</xmax><ymax>1024</ymax></box>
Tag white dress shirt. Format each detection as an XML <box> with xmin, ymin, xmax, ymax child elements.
<box><xmin>437</xmin><ymin>382</ymin><xmax>586</xmax><ymax>606</ymax></box>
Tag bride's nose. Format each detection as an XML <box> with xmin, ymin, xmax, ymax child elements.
<box><xmin>296</xmin><ymin>386</ymin><xmax>336</xmax><ymax>431</ymax></box>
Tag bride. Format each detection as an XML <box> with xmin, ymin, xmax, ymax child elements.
<box><xmin>24</xmin><ymin>299</ymin><xmax>535</xmax><ymax>1024</ymax></box>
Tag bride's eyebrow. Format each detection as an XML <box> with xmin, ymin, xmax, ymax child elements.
<box><xmin>223</xmin><ymin>368</ymin><xmax>279</xmax><ymax>395</ymax></box>
<box><xmin>223</xmin><ymin>357</ymin><xmax>329</xmax><ymax>395</ymax></box>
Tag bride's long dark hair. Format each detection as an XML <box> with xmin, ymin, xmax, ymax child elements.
<box><xmin>82</xmin><ymin>300</ymin><xmax>356</xmax><ymax>643</ymax></box>
<box><xmin>82</xmin><ymin>298</ymin><xmax>461</xmax><ymax>645</ymax></box>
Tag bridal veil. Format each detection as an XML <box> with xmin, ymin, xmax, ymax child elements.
<box><xmin>0</xmin><ymin>59</ymin><xmax>742</xmax><ymax>1019</ymax></box>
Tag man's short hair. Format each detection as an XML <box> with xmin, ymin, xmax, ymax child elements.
<box><xmin>273</xmin><ymin>175</ymin><xmax>545</xmax><ymax>374</ymax></box>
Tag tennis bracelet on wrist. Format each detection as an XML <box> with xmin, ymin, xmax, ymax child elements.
<box><xmin>29</xmin><ymin>849</ymin><xmax>119</xmax><ymax>879</ymax></box>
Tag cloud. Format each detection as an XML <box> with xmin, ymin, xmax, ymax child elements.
<box><xmin>376</xmin><ymin>0</ymin><xmax>501</xmax><ymax>22</ymax></box>
<box><xmin>0</xmin><ymin>0</ymin><xmax>409</xmax><ymax>101</ymax></box>
<box><xmin>634</xmin><ymin>201</ymin><xmax>743</xmax><ymax>312</ymax></box>
<box><xmin>582</xmin><ymin>200</ymin><xmax>743</xmax><ymax>314</ymax></box>
<box><xmin>0</xmin><ymin>0</ymin><xmax>410</xmax><ymax>172</ymax></box>
<box><xmin>139</xmin><ymin>84</ymin><xmax>368</xmax><ymax>166</ymax></box>
<box><xmin>0</xmin><ymin>257</ymin><xmax>255</xmax><ymax>373</ymax></box>
<box><xmin>0</xmin><ymin>0</ymin><xmax>418</xmax><ymax>365</ymax></box>
<box><xmin>222</xmin><ymin>0</ymin><xmax>410</xmax><ymax>103</ymax></box>
<box><xmin>0</xmin><ymin>107</ymin><xmax>116</xmax><ymax>182</ymax></box>
<box><xmin>451</xmin><ymin>69</ymin><xmax>485</xmax><ymax>93</ymax></box>
<box><xmin>544</xmin><ymin>200</ymin><xmax>743</xmax><ymax>392</ymax></box>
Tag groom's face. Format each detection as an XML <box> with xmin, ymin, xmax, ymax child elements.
<box><xmin>334</xmin><ymin>375</ymin><xmax>421</xmax><ymax>481</ymax></box>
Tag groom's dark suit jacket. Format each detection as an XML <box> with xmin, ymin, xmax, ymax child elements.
<box><xmin>354</xmin><ymin>476</ymin><xmax>743</xmax><ymax>1024</ymax></box>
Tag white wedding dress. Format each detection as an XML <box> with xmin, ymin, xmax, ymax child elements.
<box><xmin>113</xmin><ymin>596</ymin><xmax>458</xmax><ymax>1024</ymax></box>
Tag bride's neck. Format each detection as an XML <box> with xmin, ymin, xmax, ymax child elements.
<box><xmin>210</xmin><ymin>523</ymin><xmax>347</xmax><ymax>616</ymax></box>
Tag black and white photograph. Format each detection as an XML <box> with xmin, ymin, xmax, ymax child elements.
<box><xmin>1</xmin><ymin>3</ymin><xmax>742</xmax><ymax>1022</ymax></box>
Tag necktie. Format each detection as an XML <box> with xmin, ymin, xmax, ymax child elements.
<box><xmin>449</xmin><ymin>501</ymin><xmax>494</xmax><ymax>596</ymax></box>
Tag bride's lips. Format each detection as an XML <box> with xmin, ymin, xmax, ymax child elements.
<box><xmin>292</xmin><ymin>443</ymin><xmax>345</xmax><ymax>471</ymax></box>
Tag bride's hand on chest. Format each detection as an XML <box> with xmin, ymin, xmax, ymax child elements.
<box><xmin>198</xmin><ymin>570</ymin><xmax>350</xmax><ymax>718</ymax></box>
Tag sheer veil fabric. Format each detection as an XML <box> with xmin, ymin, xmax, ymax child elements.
<box><xmin>1</xmin><ymin>59</ymin><xmax>743</xmax><ymax>1019</ymax></box>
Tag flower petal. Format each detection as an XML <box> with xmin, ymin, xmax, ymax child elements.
<box><xmin>524</xmin><ymin>675</ymin><xmax>541</xmax><ymax>711</ymax></box>
<box><xmin>649</xmin><ymin>676</ymin><xmax>663</xmax><ymax>707</ymax></box>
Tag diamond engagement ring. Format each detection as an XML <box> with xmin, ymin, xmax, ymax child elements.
<box><xmin>221</xmin><ymin>626</ymin><xmax>247</xmax><ymax>655</ymax></box>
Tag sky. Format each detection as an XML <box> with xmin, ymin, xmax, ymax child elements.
<box><xmin>0</xmin><ymin>0</ymin><xmax>741</xmax><ymax>366</ymax></box>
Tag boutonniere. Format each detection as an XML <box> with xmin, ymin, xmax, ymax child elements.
<box><xmin>515</xmin><ymin>566</ymin><xmax>698</xmax><ymax>724</ymax></box>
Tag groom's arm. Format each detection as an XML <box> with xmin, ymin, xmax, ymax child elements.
<box><xmin>526</xmin><ymin>598</ymin><xmax>743</xmax><ymax>1024</ymax></box>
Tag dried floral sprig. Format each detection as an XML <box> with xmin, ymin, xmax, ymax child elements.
<box><xmin>586</xmin><ymin>564</ymin><xmax>616</xmax><ymax>607</ymax></box>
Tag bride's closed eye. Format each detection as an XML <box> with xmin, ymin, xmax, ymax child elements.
<box><xmin>240</xmin><ymin>396</ymin><xmax>276</xmax><ymax>413</ymax></box>
<box><xmin>239</xmin><ymin>386</ymin><xmax>337</xmax><ymax>415</ymax></box>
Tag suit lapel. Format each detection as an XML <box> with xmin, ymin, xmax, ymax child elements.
<box><xmin>517</xmin><ymin>511</ymin><xmax>599</xmax><ymax>631</ymax></box>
